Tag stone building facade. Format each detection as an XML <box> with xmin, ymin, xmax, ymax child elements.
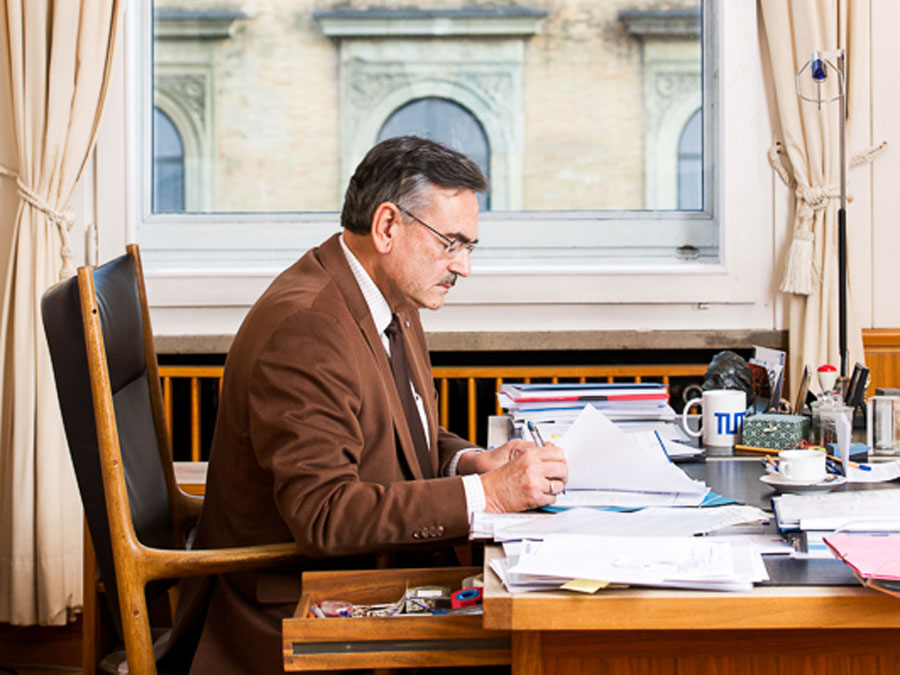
<box><xmin>153</xmin><ymin>0</ymin><xmax>702</xmax><ymax>214</ymax></box>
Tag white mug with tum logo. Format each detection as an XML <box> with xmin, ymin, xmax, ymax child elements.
<box><xmin>681</xmin><ymin>389</ymin><xmax>747</xmax><ymax>447</ymax></box>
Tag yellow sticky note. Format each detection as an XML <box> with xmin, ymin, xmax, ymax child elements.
<box><xmin>559</xmin><ymin>578</ymin><xmax>609</xmax><ymax>593</ymax></box>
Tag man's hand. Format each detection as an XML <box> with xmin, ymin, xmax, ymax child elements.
<box><xmin>456</xmin><ymin>439</ymin><xmax>534</xmax><ymax>475</ymax></box>
<box><xmin>479</xmin><ymin>444</ymin><xmax>568</xmax><ymax>513</ymax></box>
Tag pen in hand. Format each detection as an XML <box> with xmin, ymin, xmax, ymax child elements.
<box><xmin>526</xmin><ymin>420</ymin><xmax>546</xmax><ymax>447</ymax></box>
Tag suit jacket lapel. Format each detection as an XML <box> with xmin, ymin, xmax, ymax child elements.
<box><xmin>314</xmin><ymin>235</ymin><xmax>426</xmax><ymax>480</ymax></box>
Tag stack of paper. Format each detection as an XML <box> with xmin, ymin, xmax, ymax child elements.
<box><xmin>552</xmin><ymin>405</ymin><xmax>709</xmax><ymax>507</ymax></box>
<box><xmin>472</xmin><ymin>505</ymin><xmax>769</xmax><ymax>542</ymax></box>
<box><xmin>772</xmin><ymin>489</ymin><xmax>900</xmax><ymax>559</ymax></box>
<box><xmin>494</xmin><ymin>534</ymin><xmax>769</xmax><ymax>592</ymax></box>
<box><xmin>772</xmin><ymin>489</ymin><xmax>900</xmax><ymax>531</ymax></box>
<box><xmin>498</xmin><ymin>382</ymin><xmax>674</xmax><ymax>425</ymax></box>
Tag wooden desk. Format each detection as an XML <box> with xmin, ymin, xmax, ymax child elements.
<box><xmin>281</xmin><ymin>547</ymin><xmax>900</xmax><ymax>675</ymax></box>
<box><xmin>278</xmin><ymin>452</ymin><xmax>900</xmax><ymax>674</ymax></box>
<box><xmin>482</xmin><ymin>545</ymin><xmax>900</xmax><ymax>675</ymax></box>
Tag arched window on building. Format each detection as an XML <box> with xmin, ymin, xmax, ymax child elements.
<box><xmin>377</xmin><ymin>98</ymin><xmax>491</xmax><ymax>211</ymax></box>
<box><xmin>153</xmin><ymin>107</ymin><xmax>185</xmax><ymax>213</ymax></box>
<box><xmin>677</xmin><ymin>107</ymin><xmax>703</xmax><ymax>211</ymax></box>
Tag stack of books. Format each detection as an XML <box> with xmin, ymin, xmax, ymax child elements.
<box><xmin>497</xmin><ymin>382</ymin><xmax>674</xmax><ymax>426</ymax></box>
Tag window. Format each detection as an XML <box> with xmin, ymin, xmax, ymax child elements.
<box><xmin>152</xmin><ymin>107</ymin><xmax>185</xmax><ymax>213</ymax></box>
<box><xmin>678</xmin><ymin>108</ymin><xmax>703</xmax><ymax>211</ymax></box>
<box><xmin>378</xmin><ymin>98</ymin><xmax>491</xmax><ymax>211</ymax></box>
<box><xmin>129</xmin><ymin>0</ymin><xmax>768</xmax><ymax>307</ymax></box>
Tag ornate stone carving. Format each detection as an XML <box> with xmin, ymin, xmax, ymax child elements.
<box><xmin>156</xmin><ymin>74</ymin><xmax>207</xmax><ymax>126</ymax></box>
<box><xmin>347</xmin><ymin>71</ymin><xmax>410</xmax><ymax>109</ymax></box>
<box><xmin>648</xmin><ymin>70</ymin><xmax>700</xmax><ymax>127</ymax></box>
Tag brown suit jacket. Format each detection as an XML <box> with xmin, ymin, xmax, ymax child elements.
<box><xmin>184</xmin><ymin>234</ymin><xmax>473</xmax><ymax>673</ymax></box>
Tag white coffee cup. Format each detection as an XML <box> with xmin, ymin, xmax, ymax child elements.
<box><xmin>778</xmin><ymin>449</ymin><xmax>827</xmax><ymax>483</ymax></box>
<box><xmin>681</xmin><ymin>389</ymin><xmax>747</xmax><ymax>447</ymax></box>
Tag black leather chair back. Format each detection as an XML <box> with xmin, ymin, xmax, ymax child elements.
<box><xmin>42</xmin><ymin>253</ymin><xmax>176</xmax><ymax>638</ymax></box>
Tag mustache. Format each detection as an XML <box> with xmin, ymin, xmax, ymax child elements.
<box><xmin>440</xmin><ymin>273</ymin><xmax>459</xmax><ymax>287</ymax></box>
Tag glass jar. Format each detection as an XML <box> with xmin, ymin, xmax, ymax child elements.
<box><xmin>810</xmin><ymin>400</ymin><xmax>853</xmax><ymax>447</ymax></box>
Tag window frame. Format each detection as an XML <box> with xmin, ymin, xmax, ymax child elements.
<box><xmin>124</xmin><ymin>0</ymin><xmax>770</xmax><ymax>310</ymax></box>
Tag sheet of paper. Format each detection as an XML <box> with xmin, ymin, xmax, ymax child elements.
<box><xmin>492</xmin><ymin>505</ymin><xmax>769</xmax><ymax>542</ymax></box>
<box><xmin>846</xmin><ymin>459</ymin><xmax>900</xmax><ymax>483</ymax></box>
<box><xmin>532</xmin><ymin>419</ymin><xmax>700</xmax><ymax>459</ymax></box>
<box><xmin>709</xmin><ymin>533</ymin><xmax>795</xmax><ymax>555</ymax></box>
<box><xmin>553</xmin><ymin>489</ymin><xmax>707</xmax><ymax>508</ymax></box>
<box><xmin>773</xmin><ymin>488</ymin><xmax>900</xmax><ymax>530</ymax></box>
<box><xmin>836</xmin><ymin>411</ymin><xmax>851</xmax><ymax>474</ymax></box>
<box><xmin>558</xmin><ymin>405</ymin><xmax>707</xmax><ymax>495</ymax></box>
<box><xmin>508</xmin><ymin>533</ymin><xmax>765</xmax><ymax>589</ymax></box>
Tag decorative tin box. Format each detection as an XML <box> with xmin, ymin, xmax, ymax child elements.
<box><xmin>742</xmin><ymin>413</ymin><xmax>810</xmax><ymax>450</ymax></box>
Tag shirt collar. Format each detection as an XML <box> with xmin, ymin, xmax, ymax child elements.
<box><xmin>339</xmin><ymin>233</ymin><xmax>393</xmax><ymax>338</ymax></box>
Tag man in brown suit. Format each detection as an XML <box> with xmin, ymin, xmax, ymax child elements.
<box><xmin>184</xmin><ymin>136</ymin><xmax>568</xmax><ymax>673</ymax></box>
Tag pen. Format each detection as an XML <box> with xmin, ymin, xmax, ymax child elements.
<box><xmin>826</xmin><ymin>454</ymin><xmax>872</xmax><ymax>471</ymax></box>
<box><xmin>654</xmin><ymin>430</ymin><xmax>670</xmax><ymax>461</ymax></box>
<box><xmin>526</xmin><ymin>420</ymin><xmax>545</xmax><ymax>447</ymax></box>
<box><xmin>763</xmin><ymin>455</ymin><xmax>778</xmax><ymax>471</ymax></box>
<box><xmin>733</xmin><ymin>444</ymin><xmax>781</xmax><ymax>455</ymax></box>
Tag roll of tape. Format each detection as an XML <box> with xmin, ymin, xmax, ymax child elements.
<box><xmin>451</xmin><ymin>587</ymin><xmax>482</xmax><ymax>609</ymax></box>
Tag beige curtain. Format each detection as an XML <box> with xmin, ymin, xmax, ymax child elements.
<box><xmin>760</xmin><ymin>0</ymin><xmax>878</xmax><ymax>397</ymax></box>
<box><xmin>0</xmin><ymin>0</ymin><xmax>122</xmax><ymax>625</ymax></box>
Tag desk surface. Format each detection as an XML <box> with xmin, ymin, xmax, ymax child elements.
<box><xmin>683</xmin><ymin>455</ymin><xmax>898</xmax><ymax>510</ymax></box>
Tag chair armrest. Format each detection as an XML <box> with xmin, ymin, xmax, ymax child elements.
<box><xmin>142</xmin><ymin>542</ymin><xmax>302</xmax><ymax>584</ymax></box>
<box><xmin>173</xmin><ymin>489</ymin><xmax>204</xmax><ymax>521</ymax></box>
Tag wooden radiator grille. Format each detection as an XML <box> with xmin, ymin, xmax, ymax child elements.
<box><xmin>157</xmin><ymin>364</ymin><xmax>707</xmax><ymax>461</ymax></box>
<box><xmin>159</xmin><ymin>365</ymin><xmax>223</xmax><ymax>462</ymax></box>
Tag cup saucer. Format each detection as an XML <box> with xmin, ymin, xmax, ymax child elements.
<box><xmin>759</xmin><ymin>473</ymin><xmax>847</xmax><ymax>494</ymax></box>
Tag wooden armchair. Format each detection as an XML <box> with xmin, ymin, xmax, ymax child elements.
<box><xmin>41</xmin><ymin>245</ymin><xmax>299</xmax><ymax>674</ymax></box>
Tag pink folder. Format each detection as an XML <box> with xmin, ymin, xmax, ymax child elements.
<box><xmin>823</xmin><ymin>534</ymin><xmax>900</xmax><ymax>581</ymax></box>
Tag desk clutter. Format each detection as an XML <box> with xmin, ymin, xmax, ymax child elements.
<box><xmin>487</xmin><ymin>354</ymin><xmax>900</xmax><ymax>597</ymax></box>
<box><xmin>498</xmin><ymin>380</ymin><xmax>701</xmax><ymax>462</ymax></box>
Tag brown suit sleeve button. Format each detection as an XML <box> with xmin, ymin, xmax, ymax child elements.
<box><xmin>412</xmin><ymin>530</ymin><xmax>421</xmax><ymax>539</ymax></box>
<box><xmin>428</xmin><ymin>526</ymin><xmax>437</xmax><ymax>537</ymax></box>
<box><xmin>436</xmin><ymin>525</ymin><xmax>445</xmax><ymax>536</ymax></box>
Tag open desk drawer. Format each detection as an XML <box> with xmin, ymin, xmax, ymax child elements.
<box><xmin>282</xmin><ymin>566</ymin><xmax>510</xmax><ymax>671</ymax></box>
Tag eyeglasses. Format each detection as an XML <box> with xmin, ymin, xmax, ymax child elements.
<box><xmin>396</xmin><ymin>205</ymin><xmax>477</xmax><ymax>257</ymax></box>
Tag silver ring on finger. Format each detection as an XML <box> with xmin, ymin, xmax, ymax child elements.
<box><xmin>548</xmin><ymin>479</ymin><xmax>556</xmax><ymax>496</ymax></box>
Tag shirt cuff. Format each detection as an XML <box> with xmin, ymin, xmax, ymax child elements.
<box><xmin>461</xmin><ymin>473</ymin><xmax>487</xmax><ymax>516</ymax></box>
<box><xmin>446</xmin><ymin>447</ymin><xmax>480</xmax><ymax>477</ymax></box>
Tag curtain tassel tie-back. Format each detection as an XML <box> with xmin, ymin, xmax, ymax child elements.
<box><xmin>768</xmin><ymin>141</ymin><xmax>887</xmax><ymax>296</ymax></box>
<box><xmin>0</xmin><ymin>164</ymin><xmax>76</xmax><ymax>280</ymax></box>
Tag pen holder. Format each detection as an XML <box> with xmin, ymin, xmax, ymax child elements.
<box><xmin>741</xmin><ymin>413</ymin><xmax>810</xmax><ymax>450</ymax></box>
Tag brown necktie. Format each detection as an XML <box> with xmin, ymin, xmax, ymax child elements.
<box><xmin>385</xmin><ymin>315</ymin><xmax>433</xmax><ymax>478</ymax></box>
